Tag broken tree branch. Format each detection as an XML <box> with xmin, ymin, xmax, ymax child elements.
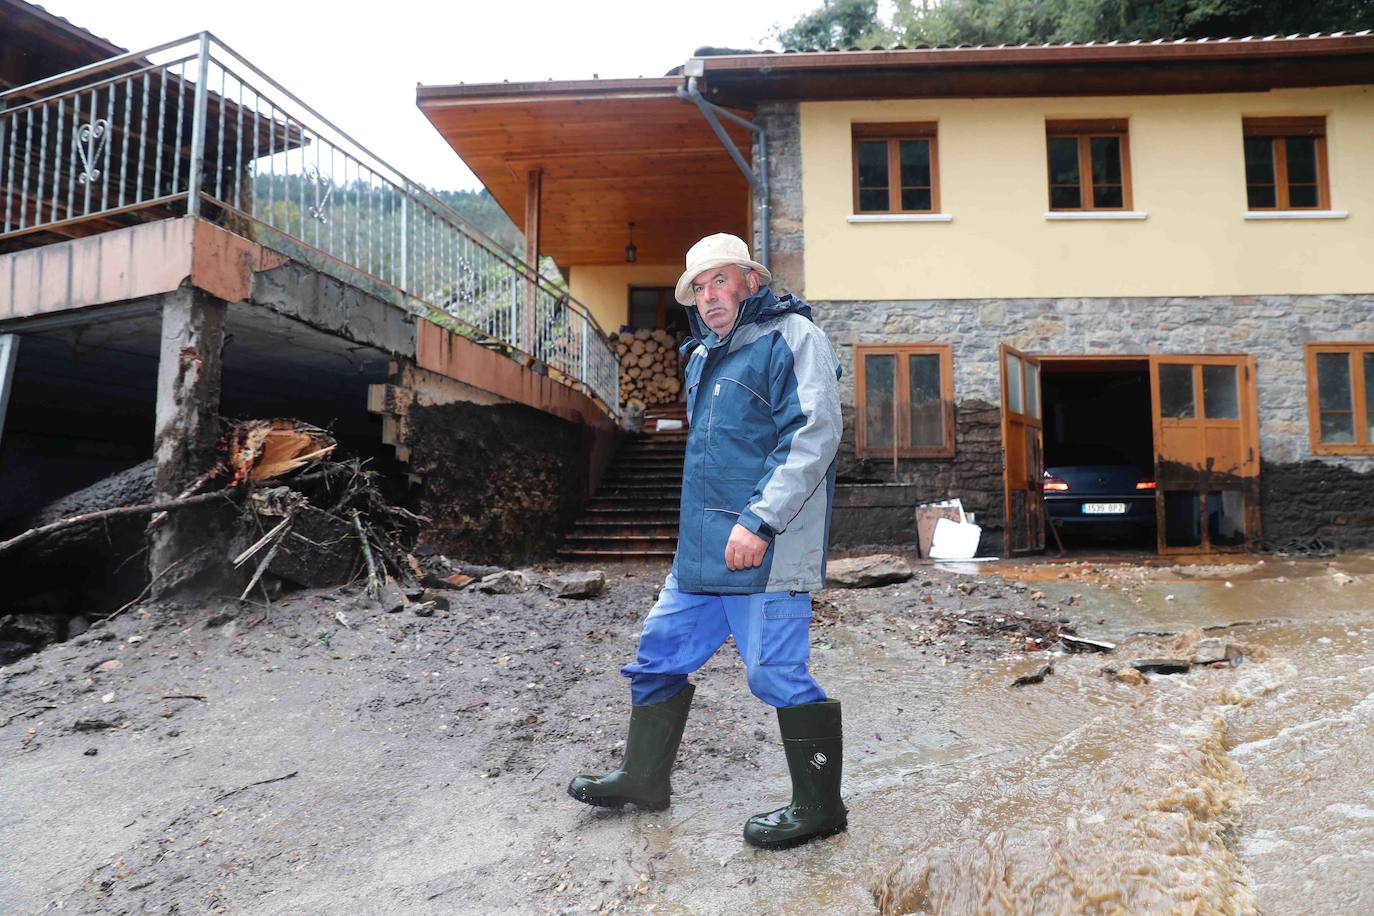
<box><xmin>240</xmin><ymin>520</ymin><xmax>292</xmax><ymax>601</ymax></box>
<box><xmin>0</xmin><ymin>490</ymin><xmax>241</xmax><ymax>558</ymax></box>
<box><xmin>213</xmin><ymin>769</ymin><xmax>299</xmax><ymax>802</ymax></box>
<box><xmin>351</xmin><ymin>511</ymin><xmax>381</xmax><ymax>600</ymax></box>
<box><xmin>232</xmin><ymin>516</ymin><xmax>293</xmax><ymax>568</ymax></box>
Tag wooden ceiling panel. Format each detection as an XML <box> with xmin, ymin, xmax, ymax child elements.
<box><xmin>418</xmin><ymin>84</ymin><xmax>751</xmax><ymax>266</ymax></box>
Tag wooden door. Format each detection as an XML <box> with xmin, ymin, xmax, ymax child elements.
<box><xmin>1149</xmin><ymin>355</ymin><xmax>1261</xmax><ymax>553</ymax></box>
<box><xmin>1001</xmin><ymin>344</ymin><xmax>1045</xmax><ymax>555</ymax></box>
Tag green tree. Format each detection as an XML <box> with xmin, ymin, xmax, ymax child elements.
<box><xmin>778</xmin><ymin>0</ymin><xmax>1374</xmax><ymax>49</ymax></box>
<box><xmin>775</xmin><ymin>0</ymin><xmax>891</xmax><ymax>49</ymax></box>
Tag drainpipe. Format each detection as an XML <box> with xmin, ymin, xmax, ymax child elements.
<box><xmin>677</xmin><ymin>74</ymin><xmax>769</xmax><ymax>272</ymax></box>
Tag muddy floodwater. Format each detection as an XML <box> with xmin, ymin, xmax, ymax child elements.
<box><xmin>870</xmin><ymin>556</ymin><xmax>1374</xmax><ymax>915</ymax></box>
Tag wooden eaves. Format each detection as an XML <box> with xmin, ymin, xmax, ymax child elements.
<box><xmin>416</xmin><ymin>78</ymin><xmax>751</xmax><ymax>267</ymax></box>
<box><xmin>691</xmin><ymin>32</ymin><xmax>1374</xmax><ymax>104</ymax></box>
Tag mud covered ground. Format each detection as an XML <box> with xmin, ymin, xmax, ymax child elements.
<box><xmin>4</xmin><ymin>554</ymin><xmax>1372</xmax><ymax>914</ymax></box>
<box><xmin>0</xmin><ymin>558</ymin><xmax>1075</xmax><ymax>914</ymax></box>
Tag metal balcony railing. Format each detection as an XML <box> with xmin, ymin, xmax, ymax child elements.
<box><xmin>0</xmin><ymin>33</ymin><xmax>619</xmax><ymax>417</ymax></box>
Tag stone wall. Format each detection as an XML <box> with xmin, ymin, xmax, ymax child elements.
<box><xmin>808</xmin><ymin>294</ymin><xmax>1374</xmax><ymax>551</ymax></box>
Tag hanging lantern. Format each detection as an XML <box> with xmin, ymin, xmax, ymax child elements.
<box><xmin>624</xmin><ymin>222</ymin><xmax>637</xmax><ymax>263</ymax></box>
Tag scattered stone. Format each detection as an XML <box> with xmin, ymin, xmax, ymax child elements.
<box><xmin>825</xmin><ymin>555</ymin><xmax>913</xmax><ymax>588</ymax></box>
<box><xmin>1192</xmin><ymin>637</ymin><xmax>1243</xmax><ymax>665</ymax></box>
<box><xmin>456</xmin><ymin>563</ymin><xmax>505</xmax><ymax>579</ymax></box>
<box><xmin>423</xmin><ymin>592</ymin><xmax>451</xmax><ymax>612</ymax></box>
<box><xmin>956</xmin><ymin>581</ymin><xmax>977</xmax><ymax>596</ymax></box>
<box><xmin>379</xmin><ymin>581</ymin><xmax>409</xmax><ymax>613</ymax></box>
<box><xmin>1131</xmin><ymin>658</ymin><xmax>1191</xmax><ymax>675</ymax></box>
<box><xmin>1105</xmin><ymin>666</ymin><xmax>1146</xmax><ymax>686</ymax></box>
<box><xmin>411</xmin><ymin>601</ymin><xmax>438</xmax><ymax>618</ymax></box>
<box><xmin>1010</xmin><ymin>664</ymin><xmax>1053</xmax><ymax>687</ymax></box>
<box><xmin>1060</xmin><ymin>634</ymin><xmax>1116</xmax><ymax>653</ymax></box>
<box><xmin>1331</xmin><ymin>570</ymin><xmax>1355</xmax><ymax>586</ymax></box>
<box><xmin>91</xmin><ymin>659</ymin><xmax>123</xmax><ymax>673</ymax></box>
<box><xmin>84</xmin><ymin>747</ymin><xmax>98</xmax><ymax>756</ymax></box>
<box><xmin>542</xmin><ymin>570</ymin><xmax>606</xmax><ymax>599</ymax></box>
<box><xmin>72</xmin><ymin>715</ymin><xmax>120</xmax><ymax>732</ymax></box>
<box><xmin>478</xmin><ymin>570</ymin><xmax>529</xmax><ymax>594</ymax></box>
<box><xmin>202</xmin><ymin>611</ymin><xmax>236</xmax><ymax>629</ymax></box>
<box><xmin>0</xmin><ymin>614</ymin><xmax>61</xmax><ymax>651</ymax></box>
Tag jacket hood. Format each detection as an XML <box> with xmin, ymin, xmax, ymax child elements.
<box><xmin>679</xmin><ymin>287</ymin><xmax>813</xmax><ymax>356</ymax></box>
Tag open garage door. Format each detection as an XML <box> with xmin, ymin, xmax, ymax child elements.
<box><xmin>1001</xmin><ymin>344</ymin><xmax>1045</xmax><ymax>555</ymax></box>
<box><xmin>1149</xmin><ymin>355</ymin><xmax>1261</xmax><ymax>553</ymax></box>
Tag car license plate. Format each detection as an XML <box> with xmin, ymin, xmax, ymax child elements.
<box><xmin>1082</xmin><ymin>502</ymin><xmax>1127</xmax><ymax>515</ymax></box>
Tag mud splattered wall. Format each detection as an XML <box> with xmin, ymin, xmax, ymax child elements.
<box><xmin>807</xmin><ymin>294</ymin><xmax>1374</xmax><ymax>551</ymax></box>
<box><xmin>406</xmin><ymin>400</ymin><xmax>616</xmax><ymax>565</ymax></box>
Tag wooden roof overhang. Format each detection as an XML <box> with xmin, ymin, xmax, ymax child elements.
<box><xmin>416</xmin><ymin>78</ymin><xmax>751</xmax><ymax>266</ymax></box>
<box><xmin>0</xmin><ymin>0</ymin><xmax>130</xmax><ymax>91</ymax></box>
<box><xmin>692</xmin><ymin>33</ymin><xmax>1374</xmax><ymax>105</ymax></box>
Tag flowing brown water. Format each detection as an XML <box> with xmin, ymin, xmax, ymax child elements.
<box><xmin>870</xmin><ymin>557</ymin><xmax>1374</xmax><ymax>915</ymax></box>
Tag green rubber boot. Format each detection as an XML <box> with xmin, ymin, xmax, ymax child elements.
<box><xmin>743</xmin><ymin>699</ymin><xmax>848</xmax><ymax>850</ymax></box>
<box><xmin>567</xmin><ymin>684</ymin><xmax>694</xmax><ymax>811</ymax></box>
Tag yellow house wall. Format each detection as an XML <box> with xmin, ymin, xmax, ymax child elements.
<box><xmin>801</xmin><ymin>86</ymin><xmax>1374</xmax><ymax>301</ymax></box>
<box><xmin>568</xmin><ymin>263</ymin><xmax>681</xmax><ymax>333</ymax></box>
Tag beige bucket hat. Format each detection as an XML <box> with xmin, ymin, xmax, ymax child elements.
<box><xmin>674</xmin><ymin>233</ymin><xmax>771</xmax><ymax>306</ymax></box>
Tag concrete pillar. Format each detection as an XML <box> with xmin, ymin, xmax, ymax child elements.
<box><xmin>149</xmin><ymin>284</ymin><xmax>226</xmax><ymax>591</ymax></box>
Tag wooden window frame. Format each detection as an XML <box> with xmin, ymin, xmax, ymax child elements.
<box><xmin>1045</xmin><ymin>118</ymin><xmax>1133</xmax><ymax>212</ymax></box>
<box><xmin>627</xmin><ymin>286</ymin><xmax>674</xmax><ymax>330</ymax></box>
<box><xmin>853</xmin><ymin>343</ymin><xmax>955</xmax><ymax>459</ymax></box>
<box><xmin>1242</xmin><ymin>116</ymin><xmax>1330</xmax><ymax>211</ymax></box>
<box><xmin>1306</xmin><ymin>342</ymin><xmax>1374</xmax><ymax>455</ymax></box>
<box><xmin>851</xmin><ymin>122</ymin><xmax>941</xmax><ymax>215</ymax></box>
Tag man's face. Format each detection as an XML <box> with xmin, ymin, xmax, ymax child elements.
<box><xmin>692</xmin><ymin>265</ymin><xmax>759</xmax><ymax>337</ymax></box>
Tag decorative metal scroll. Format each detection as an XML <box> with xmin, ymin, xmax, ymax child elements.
<box><xmin>76</xmin><ymin>119</ymin><xmax>109</xmax><ymax>184</ymax></box>
<box><xmin>305</xmin><ymin>165</ymin><xmax>333</xmax><ymax>223</ymax></box>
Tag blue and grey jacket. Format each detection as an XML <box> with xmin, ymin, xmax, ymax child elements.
<box><xmin>670</xmin><ymin>287</ymin><xmax>842</xmax><ymax>594</ymax></box>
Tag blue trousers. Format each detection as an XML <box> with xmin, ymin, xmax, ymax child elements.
<box><xmin>620</xmin><ymin>573</ymin><xmax>827</xmax><ymax>708</ymax></box>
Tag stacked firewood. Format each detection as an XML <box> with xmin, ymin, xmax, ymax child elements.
<box><xmin>615</xmin><ymin>328</ymin><xmax>682</xmax><ymax>410</ymax></box>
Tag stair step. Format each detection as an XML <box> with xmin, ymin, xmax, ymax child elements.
<box><xmin>602</xmin><ymin>471</ymin><xmax>683</xmax><ymax>480</ymax></box>
<box><xmin>558</xmin><ymin>550</ymin><xmax>676</xmax><ymax>559</ymax></box>
<box><xmin>598</xmin><ymin>483</ymin><xmax>682</xmax><ymax>492</ymax></box>
<box><xmin>573</xmin><ymin>524</ymin><xmax>678</xmax><ymax>537</ymax></box>
<box><xmin>584</xmin><ymin>512</ymin><xmax>679</xmax><ymax>524</ymax></box>
<box><xmin>588</xmin><ymin>497</ymin><xmax>680</xmax><ymax>506</ymax></box>
<box><xmin>563</xmin><ymin>535</ymin><xmax>678</xmax><ymax>546</ymax></box>
<box><xmin>608</xmin><ymin>472</ymin><xmax>682</xmax><ymax>480</ymax></box>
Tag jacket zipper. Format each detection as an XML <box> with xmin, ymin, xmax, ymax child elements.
<box><xmin>708</xmin><ymin>382</ymin><xmax>720</xmax><ymax>436</ymax></box>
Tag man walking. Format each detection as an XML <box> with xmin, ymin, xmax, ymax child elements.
<box><xmin>568</xmin><ymin>234</ymin><xmax>846</xmax><ymax>850</ymax></box>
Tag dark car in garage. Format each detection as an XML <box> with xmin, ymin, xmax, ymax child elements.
<box><xmin>1043</xmin><ymin>449</ymin><xmax>1156</xmax><ymax>536</ymax></box>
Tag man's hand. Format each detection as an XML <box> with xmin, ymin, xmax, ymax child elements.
<box><xmin>725</xmin><ymin>524</ymin><xmax>768</xmax><ymax>571</ymax></box>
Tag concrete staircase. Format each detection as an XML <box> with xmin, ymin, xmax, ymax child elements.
<box><xmin>559</xmin><ymin>403</ymin><xmax>686</xmax><ymax>560</ymax></box>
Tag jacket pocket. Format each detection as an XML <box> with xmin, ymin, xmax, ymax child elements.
<box><xmin>700</xmin><ymin>470</ymin><xmax>771</xmax><ymax>590</ymax></box>
<box><xmin>759</xmin><ymin>594</ymin><xmax>813</xmax><ymax>666</ymax></box>
<box><xmin>686</xmin><ymin>381</ymin><xmax>700</xmax><ymax>426</ymax></box>
<box><xmin>707</xmin><ymin>374</ymin><xmax>774</xmax><ymax>467</ymax></box>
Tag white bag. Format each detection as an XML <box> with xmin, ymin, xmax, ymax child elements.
<box><xmin>928</xmin><ymin>516</ymin><xmax>982</xmax><ymax>560</ymax></box>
